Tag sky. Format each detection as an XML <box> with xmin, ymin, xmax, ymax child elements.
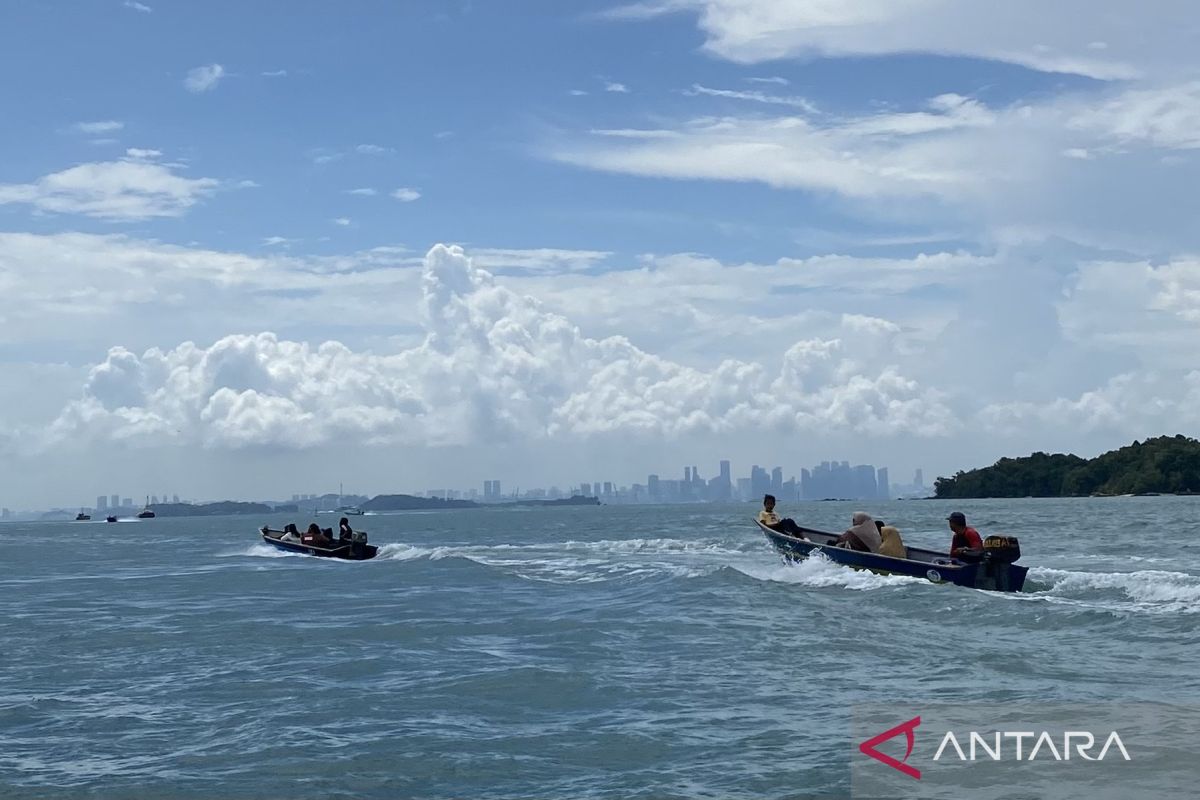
<box><xmin>2</xmin><ymin>0</ymin><xmax>1200</xmax><ymax>507</ymax></box>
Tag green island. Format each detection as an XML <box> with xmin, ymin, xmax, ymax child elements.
<box><xmin>934</xmin><ymin>435</ymin><xmax>1200</xmax><ymax>498</ymax></box>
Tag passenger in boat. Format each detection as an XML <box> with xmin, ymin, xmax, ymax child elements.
<box><xmin>338</xmin><ymin>516</ymin><xmax>353</xmax><ymax>541</ymax></box>
<box><xmin>947</xmin><ymin>511</ymin><xmax>983</xmax><ymax>558</ymax></box>
<box><xmin>875</xmin><ymin>519</ymin><xmax>907</xmax><ymax>559</ymax></box>
<box><xmin>830</xmin><ymin>511</ymin><xmax>882</xmax><ymax>552</ymax></box>
<box><xmin>758</xmin><ymin>495</ymin><xmax>806</xmax><ymax>537</ymax></box>
<box><xmin>302</xmin><ymin>522</ymin><xmax>333</xmax><ymax>547</ymax></box>
<box><xmin>280</xmin><ymin>522</ymin><xmax>301</xmax><ymax>543</ymax></box>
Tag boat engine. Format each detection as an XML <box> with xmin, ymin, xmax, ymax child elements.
<box><xmin>965</xmin><ymin>535</ymin><xmax>1022</xmax><ymax>591</ymax></box>
<box><xmin>350</xmin><ymin>529</ymin><xmax>368</xmax><ymax>557</ymax></box>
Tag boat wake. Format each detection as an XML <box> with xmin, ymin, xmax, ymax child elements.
<box><xmin>370</xmin><ymin>537</ymin><xmax>929</xmax><ymax>590</ymax></box>
<box><xmin>1023</xmin><ymin>566</ymin><xmax>1200</xmax><ymax>614</ymax></box>
<box><xmin>726</xmin><ymin>552</ymin><xmax>927</xmax><ymax>591</ymax></box>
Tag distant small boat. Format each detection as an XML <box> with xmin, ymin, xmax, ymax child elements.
<box><xmin>106</xmin><ymin>515</ymin><xmax>118</xmax><ymax>523</ymax></box>
<box><xmin>260</xmin><ymin>526</ymin><xmax>377</xmax><ymax>560</ymax></box>
<box><xmin>75</xmin><ymin>512</ymin><xmax>91</xmax><ymax>521</ymax></box>
<box><xmin>137</xmin><ymin>508</ymin><xmax>155</xmax><ymax>519</ymax></box>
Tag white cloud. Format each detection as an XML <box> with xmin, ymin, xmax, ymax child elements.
<box><xmin>262</xmin><ymin>236</ymin><xmax>294</xmax><ymax>246</ymax></box>
<box><xmin>607</xmin><ymin>0</ymin><xmax>1196</xmax><ymax>80</ymax></box>
<box><xmin>469</xmin><ymin>247</ymin><xmax>612</xmax><ymax>274</ymax></box>
<box><xmin>261</xmin><ymin>69</ymin><xmax>287</xmax><ymax>77</ymax></box>
<box><xmin>346</xmin><ymin>187</ymin><xmax>377</xmax><ymax>196</ymax></box>
<box><xmin>391</xmin><ymin>187</ymin><xmax>421</xmax><ymax>202</ymax></box>
<box><xmin>355</xmin><ymin>144</ymin><xmax>390</xmax><ymax>155</ymax></box>
<box><xmin>123</xmin><ymin>0</ymin><xmax>152</xmax><ymax>11</ymax></box>
<box><xmin>75</xmin><ymin>120</ymin><xmax>124</xmax><ymax>134</ymax></box>
<box><xmin>569</xmin><ymin>89</ymin><xmax>589</xmax><ymax>96</ymax></box>
<box><xmin>685</xmin><ymin>82</ymin><xmax>817</xmax><ymax>112</ymax></box>
<box><xmin>604</xmin><ymin>81</ymin><xmax>630</xmax><ymax>93</ymax></box>
<box><xmin>746</xmin><ymin>76</ymin><xmax>789</xmax><ymax>85</ymax></box>
<box><xmin>184</xmin><ymin>63</ymin><xmax>225</xmax><ymax>93</ymax></box>
<box><xmin>124</xmin><ymin>147</ymin><xmax>162</xmax><ymax>160</ymax></box>
<box><xmin>44</xmin><ymin>245</ymin><xmax>955</xmax><ymax>451</ymax></box>
<box><xmin>332</xmin><ymin>217</ymin><xmax>351</xmax><ymax>226</ymax></box>
<box><xmin>0</xmin><ymin>159</ymin><xmax>218</xmax><ymax>220</ymax></box>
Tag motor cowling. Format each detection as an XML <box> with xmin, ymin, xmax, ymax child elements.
<box><xmin>982</xmin><ymin>535</ymin><xmax>1021</xmax><ymax>564</ymax></box>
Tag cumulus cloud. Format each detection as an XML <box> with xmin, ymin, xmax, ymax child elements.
<box><xmin>45</xmin><ymin>245</ymin><xmax>954</xmax><ymax>451</ymax></box>
<box><xmin>391</xmin><ymin>187</ymin><xmax>421</xmax><ymax>202</ymax></box>
<box><xmin>184</xmin><ymin>63</ymin><xmax>225</xmax><ymax>93</ymax></box>
<box><xmin>123</xmin><ymin>1</ymin><xmax>152</xmax><ymax>11</ymax></box>
<box><xmin>0</xmin><ymin>159</ymin><xmax>218</xmax><ymax>220</ymax></box>
<box><xmin>604</xmin><ymin>81</ymin><xmax>630</xmax><ymax>93</ymax></box>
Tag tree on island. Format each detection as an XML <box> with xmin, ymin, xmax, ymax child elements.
<box><xmin>934</xmin><ymin>435</ymin><xmax>1200</xmax><ymax>498</ymax></box>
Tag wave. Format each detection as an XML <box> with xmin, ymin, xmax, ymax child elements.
<box><xmin>726</xmin><ymin>552</ymin><xmax>926</xmax><ymax>591</ymax></box>
<box><xmin>1024</xmin><ymin>565</ymin><xmax>1200</xmax><ymax>613</ymax></box>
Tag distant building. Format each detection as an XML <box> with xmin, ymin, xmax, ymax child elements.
<box><xmin>172</xmin><ymin>494</ymin><xmax>180</xmax><ymax>503</ymax></box>
<box><xmin>877</xmin><ymin>467</ymin><xmax>890</xmax><ymax>499</ymax></box>
<box><xmin>914</xmin><ymin>468</ymin><xmax>924</xmax><ymax>489</ymax></box>
<box><xmin>1</xmin><ymin>508</ymin><xmax>9</xmax><ymax>520</ymax></box>
<box><xmin>121</xmin><ymin>497</ymin><xmax>132</xmax><ymax>508</ymax></box>
<box><xmin>483</xmin><ymin>480</ymin><xmax>502</xmax><ymax>501</ymax></box>
<box><xmin>97</xmin><ymin>496</ymin><xmax>108</xmax><ymax>510</ymax></box>
<box><xmin>110</xmin><ymin>494</ymin><xmax>120</xmax><ymax>509</ymax></box>
<box><xmin>647</xmin><ymin>474</ymin><xmax>660</xmax><ymax>500</ymax></box>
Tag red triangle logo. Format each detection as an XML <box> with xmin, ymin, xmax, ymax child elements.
<box><xmin>859</xmin><ymin>716</ymin><xmax>922</xmax><ymax>780</ymax></box>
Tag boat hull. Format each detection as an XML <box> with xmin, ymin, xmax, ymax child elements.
<box><xmin>260</xmin><ymin>528</ymin><xmax>378</xmax><ymax>561</ymax></box>
<box><xmin>756</xmin><ymin>521</ymin><xmax>1027</xmax><ymax>592</ymax></box>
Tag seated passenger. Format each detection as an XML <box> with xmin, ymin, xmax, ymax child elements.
<box><xmin>830</xmin><ymin>511</ymin><xmax>882</xmax><ymax>553</ymax></box>
<box><xmin>339</xmin><ymin>516</ymin><xmax>353</xmax><ymax>541</ymax></box>
<box><xmin>302</xmin><ymin>522</ymin><xmax>333</xmax><ymax>547</ymax></box>
<box><xmin>758</xmin><ymin>494</ymin><xmax>806</xmax><ymax>537</ymax></box>
<box><xmin>280</xmin><ymin>522</ymin><xmax>301</xmax><ymax>543</ymax></box>
<box><xmin>947</xmin><ymin>511</ymin><xmax>983</xmax><ymax>558</ymax></box>
<box><xmin>875</xmin><ymin>520</ymin><xmax>907</xmax><ymax>559</ymax></box>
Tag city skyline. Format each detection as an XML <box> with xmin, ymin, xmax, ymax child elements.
<box><xmin>5</xmin><ymin>456</ymin><xmax>929</xmax><ymax>518</ymax></box>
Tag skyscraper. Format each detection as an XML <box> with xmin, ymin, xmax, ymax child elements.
<box><xmin>771</xmin><ymin>467</ymin><xmax>783</xmax><ymax>494</ymax></box>
<box><xmin>110</xmin><ymin>494</ymin><xmax>120</xmax><ymax>509</ymax></box>
<box><xmin>648</xmin><ymin>474</ymin><xmax>660</xmax><ymax>499</ymax></box>
<box><xmin>914</xmin><ymin>468</ymin><xmax>924</xmax><ymax>489</ymax></box>
<box><xmin>876</xmin><ymin>467</ymin><xmax>890</xmax><ymax>499</ymax></box>
<box><xmin>97</xmin><ymin>495</ymin><xmax>108</xmax><ymax>510</ymax></box>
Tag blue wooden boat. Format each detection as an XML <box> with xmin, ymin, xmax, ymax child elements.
<box><xmin>755</xmin><ymin>520</ymin><xmax>1028</xmax><ymax>592</ymax></box>
<box><xmin>260</xmin><ymin>526</ymin><xmax>378</xmax><ymax>560</ymax></box>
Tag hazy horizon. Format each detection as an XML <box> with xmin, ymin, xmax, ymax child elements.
<box><xmin>3</xmin><ymin>2</ymin><xmax>1198</xmax><ymax>509</ymax></box>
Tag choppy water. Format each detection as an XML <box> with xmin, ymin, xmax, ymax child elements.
<box><xmin>2</xmin><ymin>498</ymin><xmax>1199</xmax><ymax>798</ymax></box>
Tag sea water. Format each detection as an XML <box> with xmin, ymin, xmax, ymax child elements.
<box><xmin>2</xmin><ymin>498</ymin><xmax>1198</xmax><ymax>798</ymax></box>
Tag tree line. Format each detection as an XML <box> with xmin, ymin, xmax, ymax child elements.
<box><xmin>934</xmin><ymin>435</ymin><xmax>1200</xmax><ymax>498</ymax></box>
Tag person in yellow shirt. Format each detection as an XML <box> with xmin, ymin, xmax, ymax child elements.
<box><xmin>758</xmin><ymin>495</ymin><xmax>806</xmax><ymax>536</ymax></box>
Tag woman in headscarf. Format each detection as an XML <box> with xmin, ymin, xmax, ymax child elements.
<box><xmin>830</xmin><ymin>511</ymin><xmax>882</xmax><ymax>552</ymax></box>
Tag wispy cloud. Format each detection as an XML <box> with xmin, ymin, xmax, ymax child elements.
<box><xmin>746</xmin><ymin>76</ymin><xmax>789</xmax><ymax>86</ymax></box>
<box><xmin>123</xmin><ymin>0</ymin><xmax>152</xmax><ymax>12</ymax></box>
<box><xmin>332</xmin><ymin>217</ymin><xmax>351</xmax><ymax>226</ymax></box>
<box><xmin>261</xmin><ymin>69</ymin><xmax>288</xmax><ymax>78</ymax></box>
<box><xmin>184</xmin><ymin>64</ymin><xmax>225</xmax><ymax>93</ymax></box>
<box><xmin>346</xmin><ymin>187</ymin><xmax>377</xmax><ymax>196</ymax></box>
<box><xmin>604</xmin><ymin>82</ymin><xmax>630</xmax><ymax>93</ymax></box>
<box><xmin>262</xmin><ymin>236</ymin><xmax>297</xmax><ymax>246</ymax></box>
<box><xmin>391</xmin><ymin>187</ymin><xmax>421</xmax><ymax>202</ymax></box>
<box><xmin>0</xmin><ymin>159</ymin><xmax>218</xmax><ymax>220</ymax></box>
<box><xmin>125</xmin><ymin>147</ymin><xmax>162</xmax><ymax>160</ymax></box>
<box><xmin>75</xmin><ymin>120</ymin><xmax>124</xmax><ymax>134</ymax></box>
<box><xmin>685</xmin><ymin>83</ymin><xmax>818</xmax><ymax>113</ymax></box>
<box><xmin>355</xmin><ymin>143</ymin><xmax>391</xmax><ymax>155</ymax></box>
<box><xmin>569</xmin><ymin>89</ymin><xmax>588</xmax><ymax>96</ymax></box>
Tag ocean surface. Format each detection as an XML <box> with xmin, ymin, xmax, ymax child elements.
<box><xmin>3</xmin><ymin>498</ymin><xmax>1199</xmax><ymax>798</ymax></box>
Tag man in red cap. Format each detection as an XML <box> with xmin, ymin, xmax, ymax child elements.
<box><xmin>947</xmin><ymin>511</ymin><xmax>983</xmax><ymax>558</ymax></box>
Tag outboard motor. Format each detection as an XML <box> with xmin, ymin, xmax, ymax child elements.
<box><xmin>971</xmin><ymin>535</ymin><xmax>1022</xmax><ymax>591</ymax></box>
<box><xmin>350</xmin><ymin>529</ymin><xmax>368</xmax><ymax>558</ymax></box>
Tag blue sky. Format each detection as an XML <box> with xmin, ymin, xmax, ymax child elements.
<box><xmin>2</xmin><ymin>1</ymin><xmax>1199</xmax><ymax>506</ymax></box>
